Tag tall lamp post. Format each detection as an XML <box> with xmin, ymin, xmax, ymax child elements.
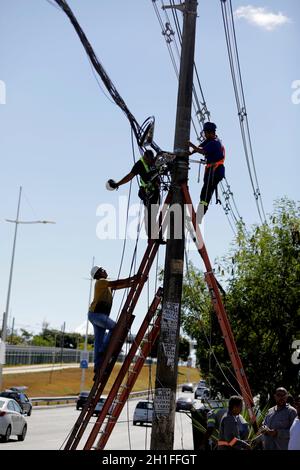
<box><xmin>80</xmin><ymin>256</ymin><xmax>95</xmax><ymax>392</ymax></box>
<box><xmin>0</xmin><ymin>186</ymin><xmax>55</xmax><ymax>390</ymax></box>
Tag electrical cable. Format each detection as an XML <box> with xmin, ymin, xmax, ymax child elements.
<box><xmin>51</xmin><ymin>0</ymin><xmax>161</xmax><ymax>153</ymax></box>
<box><xmin>220</xmin><ymin>0</ymin><xmax>267</xmax><ymax>224</ymax></box>
<box><xmin>152</xmin><ymin>0</ymin><xmax>245</xmax><ymax>234</ymax></box>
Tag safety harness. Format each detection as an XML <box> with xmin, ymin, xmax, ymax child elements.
<box><xmin>204</xmin><ymin>138</ymin><xmax>225</xmax><ymax>206</ymax></box>
<box><xmin>140</xmin><ymin>157</ymin><xmax>157</xmax><ymax>194</ymax></box>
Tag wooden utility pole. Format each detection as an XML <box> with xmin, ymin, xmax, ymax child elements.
<box><xmin>151</xmin><ymin>0</ymin><xmax>198</xmax><ymax>450</ymax></box>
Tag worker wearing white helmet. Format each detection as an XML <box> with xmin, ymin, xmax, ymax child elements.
<box><xmin>88</xmin><ymin>265</ymin><xmax>136</xmax><ymax>379</ymax></box>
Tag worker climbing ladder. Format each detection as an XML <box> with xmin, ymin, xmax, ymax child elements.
<box><xmin>63</xmin><ymin>194</ymin><xmax>171</xmax><ymax>450</ymax></box>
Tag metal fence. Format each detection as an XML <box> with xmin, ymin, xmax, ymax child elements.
<box><xmin>5</xmin><ymin>345</ymin><xmax>94</xmax><ymax>366</ymax></box>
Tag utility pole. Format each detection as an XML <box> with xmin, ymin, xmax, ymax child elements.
<box><xmin>10</xmin><ymin>317</ymin><xmax>15</xmax><ymax>344</ymax></box>
<box><xmin>151</xmin><ymin>0</ymin><xmax>198</xmax><ymax>450</ymax></box>
<box><xmin>60</xmin><ymin>322</ymin><xmax>66</xmax><ymax>366</ymax></box>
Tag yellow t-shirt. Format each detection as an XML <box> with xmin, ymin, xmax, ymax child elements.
<box><xmin>89</xmin><ymin>279</ymin><xmax>112</xmax><ymax>314</ymax></box>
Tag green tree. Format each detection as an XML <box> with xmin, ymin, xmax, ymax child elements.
<box><xmin>181</xmin><ymin>198</ymin><xmax>300</xmax><ymax>405</ymax></box>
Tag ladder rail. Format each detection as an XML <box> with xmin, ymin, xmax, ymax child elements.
<box><xmin>83</xmin><ymin>288</ymin><xmax>163</xmax><ymax>450</ymax></box>
<box><xmin>96</xmin><ymin>313</ymin><xmax>162</xmax><ymax>450</ymax></box>
<box><xmin>65</xmin><ymin>313</ymin><xmax>135</xmax><ymax>450</ymax></box>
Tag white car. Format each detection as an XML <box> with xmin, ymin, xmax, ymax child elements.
<box><xmin>93</xmin><ymin>396</ymin><xmax>114</xmax><ymax>417</ymax></box>
<box><xmin>133</xmin><ymin>400</ymin><xmax>154</xmax><ymax>426</ymax></box>
<box><xmin>0</xmin><ymin>397</ymin><xmax>27</xmax><ymax>442</ymax></box>
<box><xmin>194</xmin><ymin>386</ymin><xmax>210</xmax><ymax>400</ymax></box>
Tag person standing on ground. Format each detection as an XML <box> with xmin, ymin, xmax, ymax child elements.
<box><xmin>88</xmin><ymin>265</ymin><xmax>136</xmax><ymax>378</ymax></box>
<box><xmin>217</xmin><ymin>396</ymin><xmax>251</xmax><ymax>450</ymax></box>
<box><xmin>260</xmin><ymin>387</ymin><xmax>297</xmax><ymax>450</ymax></box>
<box><xmin>288</xmin><ymin>395</ymin><xmax>300</xmax><ymax>450</ymax></box>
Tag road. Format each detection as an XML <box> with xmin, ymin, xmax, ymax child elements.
<box><xmin>0</xmin><ymin>394</ymin><xmax>196</xmax><ymax>450</ymax></box>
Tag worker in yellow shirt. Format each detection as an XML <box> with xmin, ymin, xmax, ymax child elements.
<box><xmin>88</xmin><ymin>266</ymin><xmax>136</xmax><ymax>378</ymax></box>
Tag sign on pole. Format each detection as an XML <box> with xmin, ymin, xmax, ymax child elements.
<box><xmin>80</xmin><ymin>350</ymin><xmax>89</xmax><ymax>369</ymax></box>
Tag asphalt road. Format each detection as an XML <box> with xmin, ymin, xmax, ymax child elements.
<box><xmin>0</xmin><ymin>394</ymin><xmax>196</xmax><ymax>450</ymax></box>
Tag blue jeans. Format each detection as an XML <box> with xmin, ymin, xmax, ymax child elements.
<box><xmin>88</xmin><ymin>312</ymin><xmax>116</xmax><ymax>371</ymax></box>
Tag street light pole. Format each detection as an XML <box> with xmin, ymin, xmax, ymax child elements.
<box><xmin>0</xmin><ymin>186</ymin><xmax>55</xmax><ymax>391</ymax></box>
<box><xmin>80</xmin><ymin>256</ymin><xmax>95</xmax><ymax>392</ymax></box>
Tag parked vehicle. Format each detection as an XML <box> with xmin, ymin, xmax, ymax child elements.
<box><xmin>93</xmin><ymin>396</ymin><xmax>114</xmax><ymax>416</ymax></box>
<box><xmin>133</xmin><ymin>400</ymin><xmax>154</xmax><ymax>426</ymax></box>
<box><xmin>76</xmin><ymin>391</ymin><xmax>90</xmax><ymax>410</ymax></box>
<box><xmin>198</xmin><ymin>379</ymin><xmax>207</xmax><ymax>387</ymax></box>
<box><xmin>181</xmin><ymin>382</ymin><xmax>194</xmax><ymax>393</ymax></box>
<box><xmin>0</xmin><ymin>397</ymin><xmax>27</xmax><ymax>442</ymax></box>
<box><xmin>0</xmin><ymin>387</ymin><xmax>32</xmax><ymax>416</ymax></box>
<box><xmin>176</xmin><ymin>396</ymin><xmax>195</xmax><ymax>412</ymax></box>
<box><xmin>194</xmin><ymin>386</ymin><xmax>210</xmax><ymax>400</ymax></box>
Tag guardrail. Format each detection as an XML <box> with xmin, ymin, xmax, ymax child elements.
<box><xmin>30</xmin><ymin>390</ymin><xmax>157</xmax><ymax>406</ymax></box>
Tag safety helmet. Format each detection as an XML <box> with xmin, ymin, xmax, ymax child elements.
<box><xmin>90</xmin><ymin>265</ymin><xmax>102</xmax><ymax>279</ymax></box>
<box><xmin>203</xmin><ymin>122</ymin><xmax>217</xmax><ymax>132</ymax></box>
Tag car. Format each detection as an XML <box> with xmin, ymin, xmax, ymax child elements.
<box><xmin>93</xmin><ymin>396</ymin><xmax>114</xmax><ymax>417</ymax></box>
<box><xmin>0</xmin><ymin>397</ymin><xmax>27</xmax><ymax>442</ymax></box>
<box><xmin>194</xmin><ymin>386</ymin><xmax>210</xmax><ymax>400</ymax></box>
<box><xmin>76</xmin><ymin>390</ymin><xmax>90</xmax><ymax>410</ymax></box>
<box><xmin>0</xmin><ymin>388</ymin><xmax>32</xmax><ymax>416</ymax></box>
<box><xmin>133</xmin><ymin>400</ymin><xmax>154</xmax><ymax>426</ymax></box>
<box><xmin>198</xmin><ymin>379</ymin><xmax>207</xmax><ymax>387</ymax></box>
<box><xmin>181</xmin><ymin>382</ymin><xmax>194</xmax><ymax>393</ymax></box>
<box><xmin>176</xmin><ymin>396</ymin><xmax>195</xmax><ymax>412</ymax></box>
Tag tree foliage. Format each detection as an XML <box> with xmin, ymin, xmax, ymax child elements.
<box><xmin>182</xmin><ymin>198</ymin><xmax>300</xmax><ymax>405</ymax></box>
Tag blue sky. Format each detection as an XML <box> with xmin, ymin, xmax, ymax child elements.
<box><xmin>0</xmin><ymin>0</ymin><xmax>299</xmax><ymax>336</ymax></box>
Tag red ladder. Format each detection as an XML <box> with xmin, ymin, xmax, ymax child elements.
<box><xmin>64</xmin><ymin>193</ymin><xmax>171</xmax><ymax>450</ymax></box>
<box><xmin>182</xmin><ymin>183</ymin><xmax>257</xmax><ymax>429</ymax></box>
<box><xmin>83</xmin><ymin>287</ymin><xmax>163</xmax><ymax>450</ymax></box>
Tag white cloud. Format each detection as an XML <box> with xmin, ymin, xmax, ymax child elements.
<box><xmin>234</xmin><ymin>5</ymin><xmax>290</xmax><ymax>31</ymax></box>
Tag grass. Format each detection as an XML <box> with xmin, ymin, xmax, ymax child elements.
<box><xmin>2</xmin><ymin>364</ymin><xmax>200</xmax><ymax>397</ymax></box>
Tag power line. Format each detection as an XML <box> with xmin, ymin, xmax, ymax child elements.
<box><xmin>152</xmin><ymin>0</ymin><xmax>244</xmax><ymax>233</ymax></box>
<box><xmin>220</xmin><ymin>0</ymin><xmax>267</xmax><ymax>224</ymax></box>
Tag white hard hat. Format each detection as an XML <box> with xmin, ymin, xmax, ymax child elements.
<box><xmin>90</xmin><ymin>265</ymin><xmax>101</xmax><ymax>279</ymax></box>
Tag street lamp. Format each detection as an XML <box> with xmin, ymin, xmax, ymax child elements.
<box><xmin>80</xmin><ymin>256</ymin><xmax>95</xmax><ymax>392</ymax></box>
<box><xmin>0</xmin><ymin>186</ymin><xmax>55</xmax><ymax>390</ymax></box>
